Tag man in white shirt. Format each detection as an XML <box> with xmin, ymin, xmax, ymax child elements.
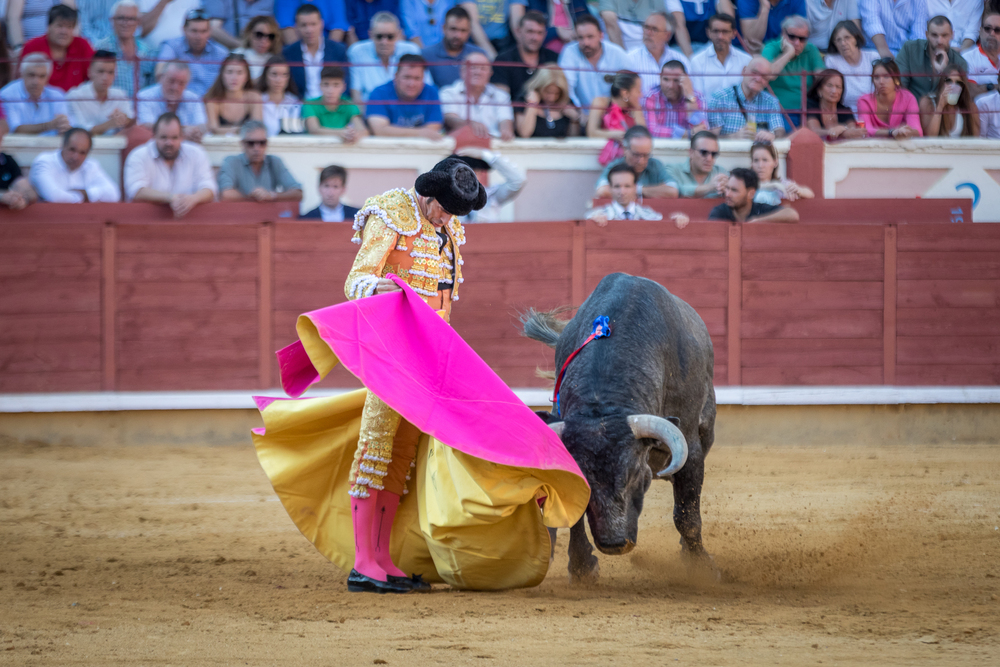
<box><xmin>963</xmin><ymin>10</ymin><xmax>1000</xmax><ymax>91</ymax></box>
<box><xmin>588</xmin><ymin>163</ymin><xmax>685</xmax><ymax>226</ymax></box>
<box><xmin>29</xmin><ymin>128</ymin><xmax>121</xmax><ymax>203</ymax></box>
<box><xmin>136</xmin><ymin>62</ymin><xmax>208</xmax><ymax>142</ymax></box>
<box><xmin>124</xmin><ymin>112</ymin><xmax>217</xmax><ymax>218</ymax></box>
<box><xmin>454</xmin><ymin>148</ymin><xmax>526</xmax><ymax>223</ymax></box>
<box><xmin>629</xmin><ymin>12</ymin><xmax>690</xmax><ymax>96</ymax></box>
<box><xmin>348</xmin><ymin>12</ymin><xmax>424</xmax><ymax>101</ymax></box>
<box><xmin>441</xmin><ymin>53</ymin><xmax>515</xmax><ymax>140</ymax></box>
<box><xmin>557</xmin><ymin>14</ymin><xmax>631</xmax><ymax>117</ymax></box>
<box><xmin>66</xmin><ymin>50</ymin><xmax>134</xmax><ymax>135</ymax></box>
<box><xmin>689</xmin><ymin>14</ymin><xmax>753</xmax><ymax>100</ymax></box>
<box><xmin>977</xmin><ymin>74</ymin><xmax>1000</xmax><ymax>137</ymax></box>
<box><xmin>0</xmin><ymin>53</ymin><xmax>72</xmax><ymax>135</ymax></box>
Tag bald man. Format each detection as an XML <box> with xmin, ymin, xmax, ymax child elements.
<box><xmin>707</xmin><ymin>55</ymin><xmax>786</xmax><ymax>140</ymax></box>
<box><xmin>440</xmin><ymin>52</ymin><xmax>516</xmax><ymax>141</ymax></box>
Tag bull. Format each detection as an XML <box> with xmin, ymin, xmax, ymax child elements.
<box><xmin>522</xmin><ymin>272</ymin><xmax>717</xmax><ymax>581</ymax></box>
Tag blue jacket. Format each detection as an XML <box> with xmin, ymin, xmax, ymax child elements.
<box><xmin>282</xmin><ymin>40</ymin><xmax>351</xmax><ymax>98</ymax></box>
<box><xmin>301</xmin><ymin>204</ymin><xmax>360</xmax><ymax>220</ymax></box>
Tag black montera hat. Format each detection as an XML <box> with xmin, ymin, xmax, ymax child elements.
<box><xmin>414</xmin><ymin>157</ymin><xmax>488</xmax><ymax>217</ymax></box>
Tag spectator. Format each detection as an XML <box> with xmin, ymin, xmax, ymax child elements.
<box><xmin>587</xmin><ymin>70</ymin><xmax>644</xmax><ymax>167</ymax></box>
<box><xmin>977</xmin><ymin>73</ymin><xmax>1000</xmax><ymax>137</ymax></box>
<box><xmin>203</xmin><ymin>54</ymin><xmax>263</xmax><ymax>135</ymax></box>
<box><xmin>709</xmin><ymin>167</ymin><xmax>799</xmax><ymax>222</ymax></box>
<box><xmin>125</xmin><ymin>112</ymin><xmax>217</xmax><ymax>216</ymax></box>
<box><xmin>7</xmin><ymin>0</ymin><xmax>74</xmax><ymax>50</ymax></box>
<box><xmin>136</xmin><ymin>0</ymin><xmax>200</xmax><ymax>50</ymax></box>
<box><xmin>805</xmin><ymin>68</ymin><xmax>866</xmax><ymax>138</ymax></box>
<box><xmin>664</xmin><ymin>130</ymin><xmax>728</xmax><ymax>198</ymax></box>
<box><xmin>276</xmin><ymin>0</ymin><xmax>350</xmax><ymax>45</ymax></box>
<box><xmin>20</xmin><ymin>4</ymin><xmax>95</xmax><ymax>93</ymax></box>
<box><xmin>303</xmin><ymin>66</ymin><xmax>368</xmax><ymax>139</ymax></box>
<box><xmin>859</xmin><ymin>0</ymin><xmax>927</xmax><ymax>58</ymax></box>
<box><xmin>366</xmin><ymin>54</ymin><xmax>444</xmax><ymax>138</ymax></box>
<box><xmin>0</xmin><ymin>53</ymin><xmax>71</xmax><ymax>135</ymax></box>
<box><xmin>897</xmin><ymin>16</ymin><xmax>969</xmax><ymax>102</ymax></box>
<box><xmin>926</xmin><ymin>0</ymin><xmax>981</xmax><ymax>50</ymax></box>
<box><xmin>94</xmin><ymin>1</ymin><xmax>157</xmax><ymax>97</ymax></box>
<box><xmin>347</xmin><ymin>0</ymin><xmax>400</xmax><ymax>43</ymax></box>
<box><xmin>963</xmin><ymin>10</ymin><xmax>1000</xmax><ymax>90</ymax></box>
<box><xmin>348</xmin><ymin>12</ymin><xmax>423</xmax><ymax>101</ymax></box>
<box><xmin>738</xmin><ymin>0</ymin><xmax>807</xmax><ymax>53</ymax></box>
<box><xmin>558</xmin><ymin>15</ymin><xmax>631</xmax><ymax>118</ymax></box>
<box><xmin>594</xmin><ymin>125</ymin><xmax>676</xmax><ymax>198</ymax></box>
<box><xmin>0</xmin><ymin>128</ymin><xmax>38</xmax><ymax>210</ymax></box>
<box><xmin>588</xmin><ymin>163</ymin><xmax>664</xmax><ymax>224</ymax></box>
<box><xmin>258</xmin><ymin>56</ymin><xmax>303</xmax><ymax>136</ymax></box>
<box><xmin>423</xmin><ymin>6</ymin><xmax>487</xmax><ymax>88</ymax></box>
<box><xmin>283</xmin><ymin>3</ymin><xmax>351</xmax><ymax>101</ymax></box>
<box><xmin>805</xmin><ymin>0</ymin><xmax>860</xmax><ymax>51</ymax></box>
<box><xmin>918</xmin><ymin>64</ymin><xmax>980</xmax><ymax>136</ymax></box>
<box><xmin>708</xmin><ymin>56</ymin><xmax>786</xmax><ymax>139</ymax></box>
<box><xmin>402</xmin><ymin>0</ymin><xmax>454</xmax><ymax>49</ymax></box>
<box><xmin>856</xmin><ymin>58</ymin><xmax>923</xmax><ymax>138</ymax></box>
<box><xmin>515</xmin><ymin>64</ymin><xmax>581</xmax><ymax>137</ymax></box>
<box><xmin>79</xmin><ymin>0</ymin><xmax>119</xmax><ymax>45</ymax></box>
<box><xmin>763</xmin><ymin>15</ymin><xmax>825</xmax><ymax>128</ymax></box>
<box><xmin>667</xmin><ymin>0</ymin><xmax>735</xmax><ymax>57</ymax></box>
<box><xmin>749</xmin><ymin>140</ymin><xmax>813</xmax><ymax>206</ymax></box>
<box><xmin>441</xmin><ymin>53</ymin><xmax>516</xmax><ymax>140</ymax></box>
<box><xmin>823</xmin><ymin>20</ymin><xmax>879</xmax><ymax>113</ymax></box>
<box><xmin>689</xmin><ymin>14</ymin><xmax>753</xmax><ymax>100</ymax></box>
<box><xmin>461</xmin><ymin>0</ymin><xmax>527</xmax><ymax>58</ymax></box>
<box><xmin>642</xmin><ymin>60</ymin><xmax>708</xmax><ymax>138</ymax></box>
<box><xmin>66</xmin><ymin>51</ymin><xmax>134</xmax><ymax>135</ymax></box>
<box><xmin>301</xmin><ymin>164</ymin><xmax>360</xmax><ymax>221</ymax></box>
<box><xmin>492</xmin><ymin>11</ymin><xmax>559</xmax><ymax>101</ymax></box>
<box><xmin>136</xmin><ymin>61</ymin><xmax>208</xmax><ymax>142</ymax></box>
<box><xmin>30</xmin><ymin>127</ymin><xmax>120</xmax><ymax>202</ymax></box>
<box><xmin>156</xmin><ymin>8</ymin><xmax>229</xmax><ymax>97</ymax></box>
<box><xmin>628</xmin><ymin>12</ymin><xmax>690</xmax><ymax>96</ymax></box>
<box><xmin>454</xmin><ymin>147</ymin><xmax>527</xmax><ymax>222</ymax></box>
<box><xmin>232</xmin><ymin>16</ymin><xmax>285</xmax><ymax>80</ymax></box>
<box><xmin>218</xmin><ymin>120</ymin><xmax>303</xmax><ymax>202</ymax></box>
<box><xmin>202</xmin><ymin>0</ymin><xmax>275</xmax><ymax>49</ymax></box>
<box><xmin>597</xmin><ymin>0</ymin><xmax>661</xmax><ymax>52</ymax></box>
<box><xmin>0</xmin><ymin>21</ymin><xmax>13</xmax><ymax>91</ymax></box>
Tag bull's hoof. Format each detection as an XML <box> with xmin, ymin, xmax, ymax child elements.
<box><xmin>568</xmin><ymin>557</ymin><xmax>600</xmax><ymax>584</ymax></box>
<box><xmin>680</xmin><ymin>545</ymin><xmax>722</xmax><ymax>583</ymax></box>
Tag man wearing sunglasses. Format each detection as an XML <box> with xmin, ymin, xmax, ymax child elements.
<box><xmin>964</xmin><ymin>10</ymin><xmax>1000</xmax><ymax>94</ymax></box>
<box><xmin>156</xmin><ymin>8</ymin><xmax>229</xmax><ymax>97</ymax></box>
<box><xmin>665</xmin><ymin>130</ymin><xmax>729</xmax><ymax>198</ymax></box>
<box><xmin>348</xmin><ymin>12</ymin><xmax>425</xmax><ymax>101</ymax></box>
<box><xmin>218</xmin><ymin>120</ymin><xmax>303</xmax><ymax>203</ymax></box>
<box><xmin>737</xmin><ymin>0</ymin><xmax>806</xmax><ymax>53</ymax></box>
<box><xmin>762</xmin><ymin>14</ymin><xmax>823</xmax><ymax>128</ymax></box>
<box><xmin>202</xmin><ymin>0</ymin><xmax>275</xmax><ymax>49</ymax></box>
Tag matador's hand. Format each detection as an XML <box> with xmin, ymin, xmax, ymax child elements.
<box><xmin>374</xmin><ymin>278</ymin><xmax>403</xmax><ymax>294</ymax></box>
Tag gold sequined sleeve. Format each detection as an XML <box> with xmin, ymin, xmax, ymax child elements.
<box><xmin>344</xmin><ymin>215</ymin><xmax>399</xmax><ymax>300</ymax></box>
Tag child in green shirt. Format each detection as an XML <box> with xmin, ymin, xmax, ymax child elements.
<box><xmin>303</xmin><ymin>66</ymin><xmax>368</xmax><ymax>142</ymax></box>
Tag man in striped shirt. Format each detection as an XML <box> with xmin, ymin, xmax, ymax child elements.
<box><xmin>859</xmin><ymin>0</ymin><xmax>928</xmax><ymax>58</ymax></box>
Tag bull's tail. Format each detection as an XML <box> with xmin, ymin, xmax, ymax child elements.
<box><xmin>520</xmin><ymin>307</ymin><xmax>571</xmax><ymax>349</ymax></box>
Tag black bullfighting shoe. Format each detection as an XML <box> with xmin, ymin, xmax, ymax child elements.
<box><xmin>347</xmin><ymin>569</ymin><xmax>410</xmax><ymax>594</ymax></box>
<box><xmin>387</xmin><ymin>573</ymin><xmax>431</xmax><ymax>591</ymax></box>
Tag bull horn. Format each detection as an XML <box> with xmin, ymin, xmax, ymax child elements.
<box><xmin>627</xmin><ymin>414</ymin><xmax>688</xmax><ymax>477</ymax></box>
<box><xmin>548</xmin><ymin>421</ymin><xmax>565</xmax><ymax>438</ymax></box>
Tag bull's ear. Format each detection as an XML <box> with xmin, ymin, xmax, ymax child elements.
<box><xmin>533</xmin><ymin>410</ymin><xmax>559</xmax><ymax>425</ymax></box>
<box><xmin>667</xmin><ymin>416</ymin><xmax>680</xmax><ymax>428</ymax></box>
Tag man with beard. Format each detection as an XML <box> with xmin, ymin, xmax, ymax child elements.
<box><xmin>491</xmin><ymin>11</ymin><xmax>558</xmax><ymax>102</ymax></box>
<box><xmin>423</xmin><ymin>6</ymin><xmax>486</xmax><ymax>88</ymax></box>
<box><xmin>963</xmin><ymin>10</ymin><xmax>1000</xmax><ymax>95</ymax></box>
<box><xmin>708</xmin><ymin>168</ymin><xmax>798</xmax><ymax>222</ymax></box>
<box><xmin>689</xmin><ymin>14</ymin><xmax>752</xmax><ymax>100</ymax></box>
<box><xmin>125</xmin><ymin>112</ymin><xmax>217</xmax><ymax>218</ymax></box>
<box><xmin>558</xmin><ymin>14</ymin><xmax>630</xmax><ymax>118</ymax></box>
<box><xmin>896</xmin><ymin>15</ymin><xmax>968</xmax><ymax>102</ymax></box>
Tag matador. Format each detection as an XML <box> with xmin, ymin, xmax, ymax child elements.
<box><xmin>343</xmin><ymin>157</ymin><xmax>486</xmax><ymax>594</ymax></box>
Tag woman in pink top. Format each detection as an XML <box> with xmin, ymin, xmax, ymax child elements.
<box><xmin>856</xmin><ymin>58</ymin><xmax>923</xmax><ymax>139</ymax></box>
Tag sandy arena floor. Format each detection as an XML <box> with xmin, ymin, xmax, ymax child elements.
<box><xmin>1</xmin><ymin>439</ymin><xmax>998</xmax><ymax>666</ymax></box>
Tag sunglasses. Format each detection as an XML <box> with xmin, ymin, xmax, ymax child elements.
<box><xmin>984</xmin><ymin>25</ymin><xmax>1000</xmax><ymax>34</ymax></box>
<box><xmin>696</xmin><ymin>149</ymin><xmax>719</xmax><ymax>158</ymax></box>
<box><xmin>373</xmin><ymin>33</ymin><xmax>396</xmax><ymax>40</ymax></box>
<box><xmin>185</xmin><ymin>8</ymin><xmax>209</xmax><ymax>21</ymax></box>
<box><xmin>785</xmin><ymin>33</ymin><xmax>808</xmax><ymax>42</ymax></box>
<box><xmin>243</xmin><ymin>139</ymin><xmax>267</xmax><ymax>147</ymax></box>
<box><xmin>254</xmin><ymin>31</ymin><xmax>276</xmax><ymax>40</ymax></box>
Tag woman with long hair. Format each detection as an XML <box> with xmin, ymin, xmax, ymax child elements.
<box><xmin>750</xmin><ymin>141</ymin><xmax>814</xmax><ymax>205</ymax></box>
<box><xmin>918</xmin><ymin>64</ymin><xmax>980</xmax><ymax>137</ymax></box>
<box><xmin>586</xmin><ymin>70</ymin><xmax>645</xmax><ymax>164</ymax></box>
<box><xmin>233</xmin><ymin>15</ymin><xmax>284</xmax><ymax>81</ymax></box>
<box><xmin>204</xmin><ymin>53</ymin><xmax>263</xmax><ymax>135</ymax></box>
<box><xmin>805</xmin><ymin>69</ymin><xmax>866</xmax><ymax>140</ymax></box>
<box><xmin>856</xmin><ymin>58</ymin><xmax>922</xmax><ymax>138</ymax></box>
<box><xmin>823</xmin><ymin>21</ymin><xmax>879</xmax><ymax>114</ymax></box>
<box><xmin>257</xmin><ymin>56</ymin><xmax>303</xmax><ymax>136</ymax></box>
<box><xmin>515</xmin><ymin>65</ymin><xmax>580</xmax><ymax>137</ymax></box>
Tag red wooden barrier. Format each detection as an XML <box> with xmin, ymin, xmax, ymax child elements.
<box><xmin>2</xmin><ymin>204</ymin><xmax>998</xmax><ymax>393</ymax></box>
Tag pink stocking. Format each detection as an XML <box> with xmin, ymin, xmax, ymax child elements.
<box><xmin>351</xmin><ymin>494</ymin><xmax>387</xmax><ymax>581</ymax></box>
<box><xmin>371</xmin><ymin>491</ymin><xmax>407</xmax><ymax>577</ymax></box>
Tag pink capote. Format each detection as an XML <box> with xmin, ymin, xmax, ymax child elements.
<box><xmin>272</xmin><ymin>275</ymin><xmax>586</xmax><ymax>482</ymax></box>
